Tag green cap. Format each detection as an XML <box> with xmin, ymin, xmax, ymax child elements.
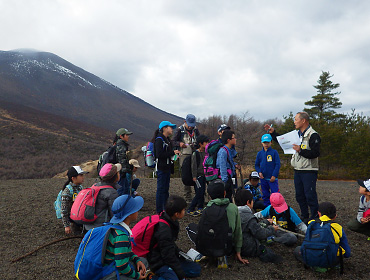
<box><xmin>116</xmin><ymin>128</ymin><xmax>133</xmax><ymax>136</ymax></box>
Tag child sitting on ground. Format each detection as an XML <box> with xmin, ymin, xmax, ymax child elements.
<box><xmin>294</xmin><ymin>202</ymin><xmax>351</xmax><ymax>271</ymax></box>
<box><xmin>243</xmin><ymin>171</ymin><xmax>266</xmax><ymax>211</ymax></box>
<box><xmin>147</xmin><ymin>195</ymin><xmax>201</xmax><ymax>279</ymax></box>
<box><xmin>102</xmin><ymin>195</ymin><xmax>147</xmax><ymax>280</ymax></box>
<box><xmin>234</xmin><ymin>188</ymin><xmax>282</xmax><ymax>263</ymax></box>
<box><xmin>254</xmin><ymin>192</ymin><xmax>307</xmax><ymax>246</ymax></box>
<box><xmin>347</xmin><ymin>178</ymin><xmax>370</xmax><ymax>238</ymax></box>
<box><xmin>200</xmin><ymin>180</ymin><xmax>249</xmax><ymax>267</ymax></box>
<box><xmin>61</xmin><ymin>166</ymin><xmax>88</xmax><ymax>235</ymax></box>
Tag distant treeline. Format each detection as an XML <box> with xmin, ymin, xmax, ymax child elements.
<box><xmin>196</xmin><ymin>110</ymin><xmax>370</xmax><ymax>180</ymax></box>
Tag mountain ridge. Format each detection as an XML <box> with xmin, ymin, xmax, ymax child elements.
<box><xmin>0</xmin><ymin>50</ymin><xmax>183</xmax><ymax>141</ymax></box>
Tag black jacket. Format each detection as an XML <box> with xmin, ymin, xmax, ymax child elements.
<box><xmin>147</xmin><ymin>212</ymin><xmax>184</xmax><ymax>279</ymax></box>
<box><xmin>154</xmin><ymin>132</ymin><xmax>175</xmax><ymax>173</ymax></box>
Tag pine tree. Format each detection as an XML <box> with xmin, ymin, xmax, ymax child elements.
<box><xmin>304</xmin><ymin>71</ymin><xmax>342</xmax><ymax>122</ymax></box>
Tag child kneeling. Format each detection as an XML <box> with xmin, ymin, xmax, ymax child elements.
<box><xmin>254</xmin><ymin>192</ymin><xmax>307</xmax><ymax>246</ymax></box>
<box><xmin>147</xmin><ymin>195</ymin><xmax>201</xmax><ymax>279</ymax></box>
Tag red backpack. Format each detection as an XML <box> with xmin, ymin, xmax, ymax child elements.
<box><xmin>70</xmin><ymin>184</ymin><xmax>114</xmax><ymax>224</ymax></box>
<box><xmin>131</xmin><ymin>214</ymin><xmax>169</xmax><ymax>257</ymax></box>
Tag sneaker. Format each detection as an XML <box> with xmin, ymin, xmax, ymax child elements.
<box><xmin>145</xmin><ymin>271</ymin><xmax>155</xmax><ymax>280</ymax></box>
<box><xmin>266</xmin><ymin>236</ymin><xmax>275</xmax><ymax>245</ymax></box>
<box><xmin>187</xmin><ymin>210</ymin><xmax>201</xmax><ymax>217</ymax></box>
<box><xmin>367</xmin><ymin>237</ymin><xmax>370</xmax><ymax>241</ymax></box>
<box><xmin>217</xmin><ymin>256</ymin><xmax>228</xmax><ymax>269</ymax></box>
<box><xmin>312</xmin><ymin>267</ymin><xmax>329</xmax><ymax>273</ymax></box>
<box><xmin>197</xmin><ymin>208</ymin><xmax>204</xmax><ymax>214</ymax></box>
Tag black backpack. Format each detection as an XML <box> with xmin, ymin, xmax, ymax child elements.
<box><xmin>196</xmin><ymin>203</ymin><xmax>233</xmax><ymax>257</ymax></box>
<box><xmin>181</xmin><ymin>151</ymin><xmax>201</xmax><ymax>186</ymax></box>
<box><xmin>97</xmin><ymin>145</ymin><xmax>117</xmax><ymax>173</ymax></box>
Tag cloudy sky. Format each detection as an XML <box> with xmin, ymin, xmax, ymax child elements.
<box><xmin>2</xmin><ymin>0</ymin><xmax>370</xmax><ymax>121</ymax></box>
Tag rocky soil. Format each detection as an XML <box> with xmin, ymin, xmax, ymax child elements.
<box><xmin>1</xmin><ymin>178</ymin><xmax>369</xmax><ymax>279</ymax></box>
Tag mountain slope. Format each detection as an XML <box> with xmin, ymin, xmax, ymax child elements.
<box><xmin>0</xmin><ymin>50</ymin><xmax>182</xmax><ymax>141</ymax></box>
<box><xmin>0</xmin><ymin>100</ymin><xmax>112</xmax><ymax>179</ymax></box>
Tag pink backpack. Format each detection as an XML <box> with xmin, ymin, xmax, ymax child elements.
<box><xmin>131</xmin><ymin>215</ymin><xmax>169</xmax><ymax>257</ymax></box>
<box><xmin>70</xmin><ymin>184</ymin><xmax>114</xmax><ymax>224</ymax></box>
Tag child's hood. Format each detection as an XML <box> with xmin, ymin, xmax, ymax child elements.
<box><xmin>207</xmin><ymin>198</ymin><xmax>230</xmax><ymax>207</ymax></box>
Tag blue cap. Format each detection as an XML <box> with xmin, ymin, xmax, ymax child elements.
<box><xmin>110</xmin><ymin>195</ymin><xmax>144</xmax><ymax>224</ymax></box>
<box><xmin>261</xmin><ymin>134</ymin><xmax>272</xmax><ymax>143</ymax></box>
<box><xmin>159</xmin><ymin>121</ymin><xmax>176</xmax><ymax>130</ymax></box>
<box><xmin>185</xmin><ymin>114</ymin><xmax>196</xmax><ymax>127</ymax></box>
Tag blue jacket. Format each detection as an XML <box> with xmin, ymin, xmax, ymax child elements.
<box><xmin>216</xmin><ymin>146</ymin><xmax>235</xmax><ymax>183</ymax></box>
<box><xmin>255</xmin><ymin>147</ymin><xmax>280</xmax><ymax>179</ymax></box>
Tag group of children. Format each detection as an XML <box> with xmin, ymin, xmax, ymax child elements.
<box><xmin>55</xmin><ymin>120</ymin><xmax>370</xmax><ymax>279</ymax></box>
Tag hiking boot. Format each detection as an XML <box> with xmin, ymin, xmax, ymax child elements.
<box><xmin>187</xmin><ymin>210</ymin><xmax>201</xmax><ymax>217</ymax></box>
<box><xmin>217</xmin><ymin>256</ymin><xmax>228</xmax><ymax>269</ymax></box>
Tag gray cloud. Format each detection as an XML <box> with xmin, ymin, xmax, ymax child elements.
<box><xmin>1</xmin><ymin>0</ymin><xmax>370</xmax><ymax>120</ymax></box>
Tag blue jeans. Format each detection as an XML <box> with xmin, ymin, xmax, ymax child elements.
<box><xmin>188</xmin><ymin>176</ymin><xmax>206</xmax><ymax>212</ymax></box>
<box><xmin>153</xmin><ymin>260</ymin><xmax>201</xmax><ymax>280</ymax></box>
<box><xmin>156</xmin><ymin>170</ymin><xmax>171</xmax><ymax>214</ymax></box>
<box><xmin>260</xmin><ymin>179</ymin><xmax>280</xmax><ymax>206</ymax></box>
<box><xmin>294</xmin><ymin>171</ymin><xmax>318</xmax><ymax>219</ymax></box>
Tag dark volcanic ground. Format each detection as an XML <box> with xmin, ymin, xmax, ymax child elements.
<box><xmin>1</xmin><ymin>178</ymin><xmax>369</xmax><ymax>280</ymax></box>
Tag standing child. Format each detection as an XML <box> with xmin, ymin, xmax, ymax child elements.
<box><xmin>147</xmin><ymin>195</ymin><xmax>201</xmax><ymax>279</ymax></box>
<box><xmin>255</xmin><ymin>134</ymin><xmax>281</xmax><ymax>207</ymax></box>
<box><xmin>216</xmin><ymin>130</ymin><xmax>239</xmax><ymax>201</ymax></box>
<box><xmin>234</xmin><ymin>188</ymin><xmax>282</xmax><ymax>263</ymax></box>
<box><xmin>243</xmin><ymin>171</ymin><xmax>266</xmax><ymax>210</ymax></box>
<box><xmin>115</xmin><ymin>128</ymin><xmax>133</xmax><ymax>196</ymax></box>
<box><xmin>102</xmin><ymin>195</ymin><xmax>148</xmax><ymax>280</ymax></box>
<box><xmin>127</xmin><ymin>159</ymin><xmax>141</xmax><ymax>196</ymax></box>
<box><xmin>254</xmin><ymin>192</ymin><xmax>307</xmax><ymax>246</ymax></box>
<box><xmin>154</xmin><ymin>121</ymin><xmax>181</xmax><ymax>214</ymax></box>
<box><xmin>347</xmin><ymin>178</ymin><xmax>370</xmax><ymax>238</ymax></box>
<box><xmin>188</xmin><ymin>135</ymin><xmax>209</xmax><ymax>217</ymax></box>
<box><xmin>61</xmin><ymin>166</ymin><xmax>88</xmax><ymax>235</ymax></box>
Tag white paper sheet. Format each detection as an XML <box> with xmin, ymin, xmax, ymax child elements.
<box><xmin>276</xmin><ymin>130</ymin><xmax>301</xmax><ymax>154</ymax></box>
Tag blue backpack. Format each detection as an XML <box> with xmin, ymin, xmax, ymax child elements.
<box><xmin>74</xmin><ymin>224</ymin><xmax>129</xmax><ymax>280</ymax></box>
<box><xmin>300</xmin><ymin>219</ymin><xmax>343</xmax><ymax>271</ymax></box>
<box><xmin>54</xmin><ymin>185</ymin><xmax>74</xmax><ymax>219</ymax></box>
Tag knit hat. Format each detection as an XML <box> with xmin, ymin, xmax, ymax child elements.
<box><xmin>270</xmin><ymin>193</ymin><xmax>288</xmax><ymax>213</ymax></box>
<box><xmin>99</xmin><ymin>163</ymin><xmax>122</xmax><ymax>180</ymax></box>
<box><xmin>110</xmin><ymin>195</ymin><xmax>144</xmax><ymax>224</ymax></box>
<box><xmin>207</xmin><ymin>179</ymin><xmax>225</xmax><ymax>199</ymax></box>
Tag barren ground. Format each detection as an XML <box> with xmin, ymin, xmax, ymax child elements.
<box><xmin>1</xmin><ymin>178</ymin><xmax>369</xmax><ymax>280</ymax></box>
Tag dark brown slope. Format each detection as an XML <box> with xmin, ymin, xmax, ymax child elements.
<box><xmin>0</xmin><ymin>50</ymin><xmax>183</xmax><ymax>141</ymax></box>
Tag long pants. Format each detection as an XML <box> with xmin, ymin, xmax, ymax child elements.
<box><xmin>294</xmin><ymin>171</ymin><xmax>319</xmax><ymax>220</ymax></box>
<box><xmin>102</xmin><ymin>257</ymin><xmax>148</xmax><ymax>280</ymax></box>
<box><xmin>273</xmin><ymin>229</ymin><xmax>297</xmax><ymax>246</ymax></box>
<box><xmin>153</xmin><ymin>260</ymin><xmax>201</xmax><ymax>280</ymax></box>
<box><xmin>188</xmin><ymin>176</ymin><xmax>206</xmax><ymax>212</ymax></box>
<box><xmin>347</xmin><ymin>219</ymin><xmax>370</xmax><ymax>236</ymax></box>
<box><xmin>179</xmin><ymin>155</ymin><xmax>193</xmax><ymax>201</ymax></box>
<box><xmin>260</xmin><ymin>179</ymin><xmax>279</xmax><ymax>206</ymax></box>
<box><xmin>156</xmin><ymin>170</ymin><xmax>171</xmax><ymax>214</ymax></box>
